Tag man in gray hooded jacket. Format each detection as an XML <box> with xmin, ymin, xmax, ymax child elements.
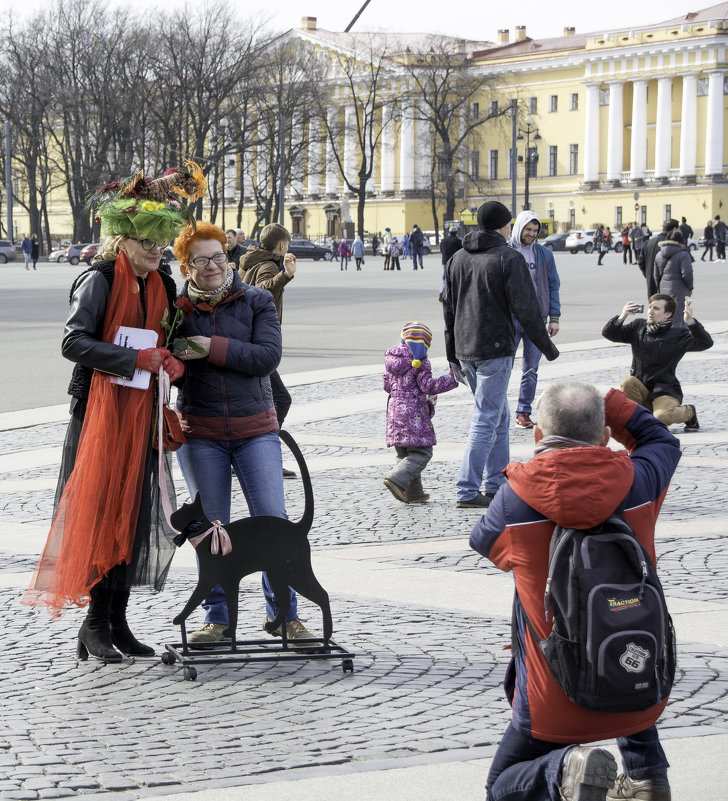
<box><xmin>508</xmin><ymin>211</ymin><xmax>561</xmax><ymax>428</ymax></box>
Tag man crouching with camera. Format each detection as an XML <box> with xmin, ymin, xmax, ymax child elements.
<box><xmin>602</xmin><ymin>295</ymin><xmax>713</xmax><ymax>432</ymax></box>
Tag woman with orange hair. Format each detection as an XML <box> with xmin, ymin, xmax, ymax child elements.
<box><xmin>173</xmin><ymin>221</ymin><xmax>313</xmax><ymax>645</ymax></box>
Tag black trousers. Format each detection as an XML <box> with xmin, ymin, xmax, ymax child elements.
<box><xmin>269</xmin><ymin>369</ymin><xmax>291</xmax><ymax>426</ymax></box>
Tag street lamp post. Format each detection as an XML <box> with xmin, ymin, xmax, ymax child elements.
<box><xmin>516</xmin><ymin>115</ymin><xmax>541</xmax><ymax>211</ymax></box>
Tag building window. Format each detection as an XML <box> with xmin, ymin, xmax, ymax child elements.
<box><xmin>470</xmin><ymin>151</ymin><xmax>480</xmax><ymax>180</ymax></box>
<box><xmin>569</xmin><ymin>144</ymin><xmax>579</xmax><ymax>175</ymax></box>
<box><xmin>599</xmin><ymin>88</ymin><xmax>610</xmax><ymax>106</ymax></box>
<box><xmin>569</xmin><ymin>208</ymin><xmax>576</xmax><ymax>228</ymax></box>
<box><xmin>489</xmin><ymin>100</ymin><xmax>498</xmax><ymax>117</ymax></box>
<box><xmin>570</xmin><ymin>92</ymin><xmax>579</xmax><ymax>110</ymax></box>
<box><xmin>640</xmin><ymin>206</ymin><xmax>647</xmax><ymax>225</ymax></box>
<box><xmin>664</xmin><ymin>204</ymin><xmax>671</xmax><ymax>220</ymax></box>
<box><xmin>489</xmin><ymin>149</ymin><xmax>498</xmax><ymax>180</ymax></box>
<box><xmin>527</xmin><ymin>146</ymin><xmax>538</xmax><ymax>178</ymax></box>
<box><xmin>529</xmin><ymin>96</ymin><xmax>538</xmax><ymax>114</ymax></box>
<box><xmin>549</xmin><ymin>95</ymin><xmax>558</xmax><ymax>112</ymax></box>
<box><xmin>615</xmin><ymin>207</ymin><xmax>622</xmax><ymax>227</ymax></box>
<box><xmin>548</xmin><ymin>146</ymin><xmax>558</xmax><ymax>177</ymax></box>
<box><xmin>471</xmin><ymin>102</ymin><xmax>480</xmax><ymax>120</ymax></box>
<box><xmin>697</xmin><ymin>78</ymin><xmax>709</xmax><ymax>96</ymax></box>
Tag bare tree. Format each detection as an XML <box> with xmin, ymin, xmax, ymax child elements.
<box><xmin>312</xmin><ymin>34</ymin><xmax>396</xmax><ymax>237</ymax></box>
<box><xmin>400</xmin><ymin>36</ymin><xmax>503</xmax><ymax>233</ymax></box>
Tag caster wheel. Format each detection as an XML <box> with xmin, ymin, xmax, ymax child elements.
<box><xmin>183</xmin><ymin>666</ymin><xmax>197</xmax><ymax>681</ymax></box>
<box><xmin>342</xmin><ymin>659</ymin><xmax>354</xmax><ymax>673</ymax></box>
<box><xmin>161</xmin><ymin>652</ymin><xmax>176</xmax><ymax>665</ymax></box>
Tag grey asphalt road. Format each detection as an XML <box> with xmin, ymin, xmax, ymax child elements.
<box><xmin>1</xmin><ymin>250</ymin><xmax>723</xmax><ymax>413</ymax></box>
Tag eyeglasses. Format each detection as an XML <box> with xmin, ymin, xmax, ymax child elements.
<box><xmin>188</xmin><ymin>253</ymin><xmax>228</xmax><ymax>269</ymax></box>
<box><xmin>128</xmin><ymin>236</ymin><xmax>167</xmax><ymax>252</ymax></box>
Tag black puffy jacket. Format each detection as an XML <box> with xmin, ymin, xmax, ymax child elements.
<box><xmin>176</xmin><ymin>271</ymin><xmax>281</xmax><ymax>440</ymax></box>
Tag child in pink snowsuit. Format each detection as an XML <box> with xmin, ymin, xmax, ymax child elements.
<box><xmin>383</xmin><ymin>321</ymin><xmax>458</xmax><ymax>503</ymax></box>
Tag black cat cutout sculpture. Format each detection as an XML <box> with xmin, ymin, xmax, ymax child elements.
<box><xmin>169</xmin><ymin>430</ymin><xmax>333</xmax><ymax>651</ymax></box>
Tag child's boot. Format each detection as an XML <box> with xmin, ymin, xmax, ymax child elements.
<box><xmin>406</xmin><ymin>477</ymin><xmax>429</xmax><ymax>503</ymax></box>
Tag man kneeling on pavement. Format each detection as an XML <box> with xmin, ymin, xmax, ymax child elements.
<box><xmin>602</xmin><ymin>295</ymin><xmax>713</xmax><ymax>432</ymax></box>
<box><xmin>470</xmin><ymin>382</ymin><xmax>680</xmax><ymax>801</ymax></box>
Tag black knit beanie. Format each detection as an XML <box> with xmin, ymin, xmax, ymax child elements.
<box><xmin>477</xmin><ymin>201</ymin><xmax>512</xmax><ymax>231</ymax></box>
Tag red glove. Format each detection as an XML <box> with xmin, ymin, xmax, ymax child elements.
<box><xmin>162</xmin><ymin>355</ymin><xmax>185</xmax><ymax>382</ymax></box>
<box><xmin>135</xmin><ymin>348</ymin><xmax>170</xmax><ymax>372</ymax></box>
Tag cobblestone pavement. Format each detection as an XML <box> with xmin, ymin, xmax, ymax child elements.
<box><xmin>0</xmin><ymin>334</ymin><xmax>727</xmax><ymax>799</ymax></box>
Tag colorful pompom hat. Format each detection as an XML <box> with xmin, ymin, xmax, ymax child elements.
<box><xmin>89</xmin><ymin>158</ymin><xmax>207</xmax><ymax>243</ymax></box>
<box><xmin>401</xmin><ymin>321</ymin><xmax>432</xmax><ymax>368</ymax></box>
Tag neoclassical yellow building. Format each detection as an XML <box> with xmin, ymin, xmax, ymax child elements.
<box><xmin>265</xmin><ymin>3</ymin><xmax>728</xmax><ymax>239</ymax></box>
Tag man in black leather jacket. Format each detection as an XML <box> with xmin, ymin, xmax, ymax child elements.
<box><xmin>442</xmin><ymin>201</ymin><xmax>559</xmax><ymax>509</ymax></box>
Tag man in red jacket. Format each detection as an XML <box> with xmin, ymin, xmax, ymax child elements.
<box><xmin>470</xmin><ymin>382</ymin><xmax>680</xmax><ymax>801</ymax></box>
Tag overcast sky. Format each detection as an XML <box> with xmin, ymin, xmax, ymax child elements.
<box><xmin>1</xmin><ymin>0</ymin><xmax>708</xmax><ymax>42</ymax></box>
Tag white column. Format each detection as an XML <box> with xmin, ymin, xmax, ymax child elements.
<box><xmin>654</xmin><ymin>76</ymin><xmax>672</xmax><ymax>179</ymax></box>
<box><xmin>606</xmin><ymin>81</ymin><xmax>624</xmax><ymax>182</ymax></box>
<box><xmin>343</xmin><ymin>105</ymin><xmax>357</xmax><ymax>188</ymax></box>
<box><xmin>705</xmin><ymin>70</ymin><xmax>724</xmax><ymax>176</ymax></box>
<box><xmin>630</xmin><ymin>79</ymin><xmax>648</xmax><ymax>181</ymax></box>
<box><xmin>380</xmin><ymin>113</ymin><xmax>395</xmax><ymax>192</ymax></box>
<box><xmin>325</xmin><ymin>108</ymin><xmax>338</xmax><ymax>194</ymax></box>
<box><xmin>583</xmin><ymin>82</ymin><xmax>600</xmax><ymax>182</ymax></box>
<box><xmin>679</xmin><ymin>73</ymin><xmax>698</xmax><ymax>178</ymax></box>
<box><xmin>307</xmin><ymin>119</ymin><xmax>322</xmax><ymax>195</ymax></box>
<box><xmin>399</xmin><ymin>103</ymin><xmax>415</xmax><ymax>192</ymax></box>
<box><xmin>414</xmin><ymin>115</ymin><xmax>431</xmax><ymax>190</ymax></box>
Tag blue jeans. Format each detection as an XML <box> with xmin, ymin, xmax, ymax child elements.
<box><xmin>176</xmin><ymin>432</ymin><xmax>297</xmax><ymax>625</ymax></box>
<box><xmin>412</xmin><ymin>246</ymin><xmax>424</xmax><ymax>269</ymax></box>
<box><xmin>513</xmin><ymin>319</ymin><xmax>543</xmax><ymax>416</ymax></box>
<box><xmin>457</xmin><ymin>356</ymin><xmax>512</xmax><ymax>500</ymax></box>
<box><xmin>486</xmin><ymin>723</ymin><xmax>669</xmax><ymax>801</ymax></box>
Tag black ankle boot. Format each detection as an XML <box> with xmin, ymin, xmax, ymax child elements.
<box><xmin>110</xmin><ymin>590</ymin><xmax>155</xmax><ymax>657</ymax></box>
<box><xmin>77</xmin><ymin>585</ymin><xmax>122</xmax><ymax>663</ymax></box>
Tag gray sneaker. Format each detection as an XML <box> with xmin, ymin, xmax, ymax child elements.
<box><xmin>456</xmin><ymin>491</ymin><xmax>495</xmax><ymax>509</ymax></box>
<box><xmin>607</xmin><ymin>771</ymin><xmax>671</xmax><ymax>801</ymax></box>
<box><xmin>187</xmin><ymin>622</ymin><xmax>227</xmax><ymax>643</ymax></box>
<box><xmin>560</xmin><ymin>746</ymin><xmax>617</xmax><ymax>801</ymax></box>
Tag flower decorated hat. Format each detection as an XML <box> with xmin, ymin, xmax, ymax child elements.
<box><xmin>401</xmin><ymin>321</ymin><xmax>432</xmax><ymax>368</ymax></box>
<box><xmin>91</xmin><ymin>158</ymin><xmax>207</xmax><ymax>243</ymax></box>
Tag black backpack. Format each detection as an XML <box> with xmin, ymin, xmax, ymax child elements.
<box><xmin>515</xmin><ymin>514</ymin><xmax>676</xmax><ymax>713</ymax></box>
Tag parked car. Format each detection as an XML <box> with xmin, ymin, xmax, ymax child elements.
<box><xmin>0</xmin><ymin>239</ymin><xmax>17</xmax><ymax>263</ymax></box>
<box><xmin>80</xmin><ymin>243</ymin><xmax>102</xmax><ymax>265</ymax></box>
<box><xmin>48</xmin><ymin>248</ymin><xmax>67</xmax><ymax>263</ymax></box>
<box><xmin>288</xmin><ymin>239</ymin><xmax>332</xmax><ymax>260</ymax></box>
<box><xmin>542</xmin><ymin>232</ymin><xmax>569</xmax><ymax>252</ymax></box>
<box><xmin>565</xmin><ymin>229</ymin><xmax>597</xmax><ymax>254</ymax></box>
<box><xmin>66</xmin><ymin>243</ymin><xmax>94</xmax><ymax>265</ymax></box>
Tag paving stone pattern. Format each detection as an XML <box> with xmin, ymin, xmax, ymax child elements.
<box><xmin>1</xmin><ymin>337</ymin><xmax>727</xmax><ymax>798</ymax></box>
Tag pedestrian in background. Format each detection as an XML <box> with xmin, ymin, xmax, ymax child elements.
<box><xmin>338</xmin><ymin>238</ymin><xmax>349</xmax><ymax>270</ymax></box>
<box><xmin>621</xmin><ymin>225</ymin><xmax>633</xmax><ymax>265</ymax></box>
<box><xmin>439</xmin><ymin>226</ymin><xmax>463</xmax><ymax>300</ymax></box>
<box><xmin>639</xmin><ymin>218</ymin><xmax>679</xmax><ymax>297</ymax></box>
<box><xmin>30</xmin><ymin>234</ymin><xmax>40</xmax><ymax>269</ymax></box>
<box><xmin>381</xmin><ymin>228</ymin><xmax>392</xmax><ymax>270</ymax></box>
<box><xmin>21</xmin><ymin>234</ymin><xmax>32</xmax><ymax>269</ymax></box>
<box><xmin>401</xmin><ymin>232</ymin><xmax>411</xmax><ymax>260</ymax></box>
<box><xmin>713</xmin><ymin>214</ymin><xmax>726</xmax><ymax>261</ymax></box>
<box><xmin>701</xmin><ymin>220</ymin><xmax>714</xmax><ymax>262</ymax></box>
<box><xmin>629</xmin><ymin>222</ymin><xmax>644</xmax><ymax>261</ymax></box>
<box><xmin>654</xmin><ymin>231</ymin><xmax>693</xmax><ymax>323</ymax></box>
<box><xmin>388</xmin><ymin>238</ymin><xmax>400</xmax><ymax>271</ymax></box>
<box><xmin>383</xmin><ymin>321</ymin><xmax>457</xmax><ymax>504</ymax></box>
<box><xmin>352</xmin><ymin>234</ymin><xmax>365</xmax><ymax>270</ymax></box>
<box><xmin>410</xmin><ymin>224</ymin><xmax>425</xmax><ymax>270</ymax></box>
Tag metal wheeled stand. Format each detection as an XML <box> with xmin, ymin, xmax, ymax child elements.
<box><xmin>161</xmin><ymin>620</ymin><xmax>355</xmax><ymax>680</ymax></box>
